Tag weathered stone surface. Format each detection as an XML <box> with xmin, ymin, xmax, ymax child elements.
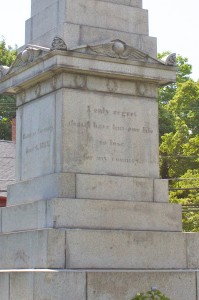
<box><xmin>31</xmin><ymin>0</ymin><xmax>142</xmax><ymax>16</ymax></box>
<box><xmin>17</xmin><ymin>94</ymin><xmax>56</xmax><ymax>181</ymax></box>
<box><xmin>7</xmin><ymin>173</ymin><xmax>75</xmax><ymax>206</ymax></box>
<box><xmin>65</xmin><ymin>230</ymin><xmax>187</xmax><ymax>269</ymax></box>
<box><xmin>62</xmin><ymin>89</ymin><xmax>159</xmax><ymax>177</ymax></box>
<box><xmin>65</xmin><ymin>0</ymin><xmax>148</xmax><ymax>34</ymax></box>
<box><xmin>7</xmin><ymin>173</ymin><xmax>170</xmax><ymax>206</ymax></box>
<box><xmin>186</xmin><ymin>233</ymin><xmax>199</xmax><ymax>268</ymax></box>
<box><xmin>87</xmin><ymin>271</ymin><xmax>197</xmax><ymax>300</ymax></box>
<box><xmin>1</xmin><ymin>229</ymin><xmax>196</xmax><ymax>270</ymax></box>
<box><xmin>76</xmin><ymin>174</ymin><xmax>154</xmax><ymax>201</ymax></box>
<box><xmin>0</xmin><ymin>272</ymin><xmax>9</xmax><ymax>300</ymax></box>
<box><xmin>16</xmin><ymin>74</ymin><xmax>158</xmax><ymax>106</ymax></box>
<box><xmin>26</xmin><ymin>24</ymin><xmax>157</xmax><ymax>57</ymax></box>
<box><xmin>0</xmin><ymin>208</ymin><xmax>2</xmax><ymax>232</ymax></box>
<box><xmin>2</xmin><ymin>200</ymin><xmax>46</xmax><ymax>233</ymax></box>
<box><xmin>27</xmin><ymin>0</ymin><xmax>148</xmax><ymax>48</ymax></box>
<box><xmin>10</xmin><ymin>273</ymin><xmax>34</xmax><ymax>300</ymax></box>
<box><xmin>47</xmin><ymin>199</ymin><xmax>182</xmax><ymax>231</ymax></box>
<box><xmin>0</xmin><ymin>52</ymin><xmax>176</xmax><ymax>95</ymax></box>
<box><xmin>0</xmin><ymin>270</ymin><xmax>198</xmax><ymax>300</ymax></box>
<box><xmin>2</xmin><ymin>198</ymin><xmax>182</xmax><ymax>233</ymax></box>
<box><xmin>154</xmin><ymin>179</ymin><xmax>169</xmax><ymax>202</ymax></box>
<box><xmin>99</xmin><ymin>0</ymin><xmax>142</xmax><ymax>7</ymax></box>
<box><xmin>9</xmin><ymin>271</ymin><xmax>86</xmax><ymax>300</ymax></box>
<box><xmin>33</xmin><ymin>272</ymin><xmax>86</xmax><ymax>300</ymax></box>
<box><xmin>0</xmin><ymin>229</ymin><xmax>65</xmax><ymax>269</ymax></box>
<box><xmin>197</xmin><ymin>272</ymin><xmax>199</xmax><ymax>300</ymax></box>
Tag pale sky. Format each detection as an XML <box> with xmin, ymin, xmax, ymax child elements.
<box><xmin>0</xmin><ymin>0</ymin><xmax>199</xmax><ymax>80</ymax></box>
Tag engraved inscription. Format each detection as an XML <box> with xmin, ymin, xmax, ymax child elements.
<box><xmin>23</xmin><ymin>126</ymin><xmax>53</xmax><ymax>155</ymax></box>
<box><xmin>67</xmin><ymin>104</ymin><xmax>156</xmax><ymax>165</ymax></box>
<box><xmin>63</xmin><ymin>90</ymin><xmax>159</xmax><ymax>177</ymax></box>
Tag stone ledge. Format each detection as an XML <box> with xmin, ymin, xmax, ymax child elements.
<box><xmin>0</xmin><ymin>270</ymin><xmax>198</xmax><ymax>300</ymax></box>
<box><xmin>0</xmin><ymin>49</ymin><xmax>176</xmax><ymax>94</ymax></box>
<box><xmin>1</xmin><ymin>198</ymin><xmax>182</xmax><ymax>233</ymax></box>
<box><xmin>7</xmin><ymin>173</ymin><xmax>169</xmax><ymax>206</ymax></box>
<box><xmin>0</xmin><ymin>229</ymin><xmax>198</xmax><ymax>270</ymax></box>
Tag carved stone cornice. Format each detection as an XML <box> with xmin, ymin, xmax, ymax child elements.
<box><xmin>0</xmin><ymin>66</ymin><xmax>10</xmax><ymax>79</ymax></box>
<box><xmin>51</xmin><ymin>36</ymin><xmax>67</xmax><ymax>51</ymax></box>
<box><xmin>0</xmin><ymin>37</ymin><xmax>176</xmax><ymax>93</ymax></box>
<box><xmin>71</xmin><ymin>39</ymin><xmax>163</xmax><ymax>65</ymax></box>
<box><xmin>7</xmin><ymin>45</ymin><xmax>50</xmax><ymax>74</ymax></box>
<box><xmin>164</xmin><ymin>53</ymin><xmax>176</xmax><ymax>66</ymax></box>
<box><xmin>0</xmin><ymin>38</ymin><xmax>176</xmax><ymax>81</ymax></box>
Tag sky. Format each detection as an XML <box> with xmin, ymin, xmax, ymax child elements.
<box><xmin>0</xmin><ymin>0</ymin><xmax>199</xmax><ymax>80</ymax></box>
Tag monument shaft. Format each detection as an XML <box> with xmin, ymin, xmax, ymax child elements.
<box><xmin>0</xmin><ymin>1</ymin><xmax>199</xmax><ymax>299</ymax></box>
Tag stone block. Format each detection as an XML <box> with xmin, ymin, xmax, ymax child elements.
<box><xmin>87</xmin><ymin>271</ymin><xmax>197</xmax><ymax>300</ymax></box>
<box><xmin>76</xmin><ymin>174</ymin><xmax>153</xmax><ymax>201</ymax></box>
<box><xmin>8</xmin><ymin>271</ymin><xmax>86</xmax><ymax>300</ymax></box>
<box><xmin>140</xmin><ymin>35</ymin><xmax>157</xmax><ymax>58</ymax></box>
<box><xmin>47</xmin><ymin>198</ymin><xmax>182</xmax><ymax>231</ymax></box>
<box><xmin>31</xmin><ymin>0</ymin><xmax>58</xmax><ymax>16</ymax></box>
<box><xmin>28</xmin><ymin>0</ymin><xmax>147</xmax><ymax>43</ymax></box>
<box><xmin>30</xmin><ymin>2</ymin><xmax>61</xmax><ymax>41</ymax></box>
<box><xmin>33</xmin><ymin>271</ymin><xmax>86</xmax><ymax>300</ymax></box>
<box><xmin>65</xmin><ymin>230</ymin><xmax>187</xmax><ymax>269</ymax></box>
<box><xmin>154</xmin><ymin>179</ymin><xmax>169</xmax><ymax>202</ymax></box>
<box><xmin>186</xmin><ymin>232</ymin><xmax>199</xmax><ymax>268</ymax></box>
<box><xmin>0</xmin><ymin>270</ymin><xmax>198</xmax><ymax>300</ymax></box>
<box><xmin>62</xmin><ymin>89</ymin><xmax>159</xmax><ymax>177</ymax></box>
<box><xmin>0</xmin><ymin>272</ymin><xmax>9</xmax><ymax>300</ymax></box>
<box><xmin>7</xmin><ymin>173</ymin><xmax>75</xmax><ymax>206</ymax></box>
<box><xmin>10</xmin><ymin>273</ymin><xmax>34</xmax><ymax>300</ymax></box>
<box><xmin>2</xmin><ymin>200</ymin><xmax>46</xmax><ymax>233</ymax></box>
<box><xmin>66</xmin><ymin>0</ymin><xmax>148</xmax><ymax>35</ymax></box>
<box><xmin>1</xmin><ymin>198</ymin><xmax>182</xmax><ymax>233</ymax></box>
<box><xmin>25</xmin><ymin>0</ymin><xmax>148</xmax><ymax>47</ymax></box>
<box><xmin>197</xmin><ymin>272</ymin><xmax>199</xmax><ymax>300</ymax></box>
<box><xmin>26</xmin><ymin>23</ymin><xmax>81</xmax><ymax>49</ymax></box>
<box><xmin>0</xmin><ymin>208</ymin><xmax>2</xmax><ymax>232</ymax></box>
<box><xmin>25</xmin><ymin>18</ymin><xmax>32</xmax><ymax>45</ymax></box>
<box><xmin>0</xmin><ymin>229</ymin><xmax>65</xmax><ymax>269</ymax></box>
<box><xmin>31</xmin><ymin>0</ymin><xmax>142</xmax><ymax>17</ymax></box>
<box><xmin>79</xmin><ymin>26</ymin><xmax>157</xmax><ymax>57</ymax></box>
<box><xmin>17</xmin><ymin>94</ymin><xmax>56</xmax><ymax>181</ymax></box>
<box><xmin>100</xmin><ymin>0</ymin><xmax>142</xmax><ymax>7</ymax></box>
<box><xmin>17</xmin><ymin>74</ymin><xmax>158</xmax><ymax>106</ymax></box>
<box><xmin>26</xmin><ymin>23</ymin><xmax>157</xmax><ymax>57</ymax></box>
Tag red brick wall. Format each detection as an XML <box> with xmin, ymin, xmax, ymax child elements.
<box><xmin>12</xmin><ymin>118</ymin><xmax>16</xmax><ymax>143</ymax></box>
<box><xmin>0</xmin><ymin>196</ymin><xmax>6</xmax><ymax>207</ymax></box>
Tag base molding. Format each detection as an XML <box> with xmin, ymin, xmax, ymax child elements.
<box><xmin>0</xmin><ymin>269</ymin><xmax>198</xmax><ymax>300</ymax></box>
<box><xmin>7</xmin><ymin>173</ymin><xmax>168</xmax><ymax>205</ymax></box>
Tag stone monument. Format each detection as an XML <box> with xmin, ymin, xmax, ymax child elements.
<box><xmin>0</xmin><ymin>1</ymin><xmax>199</xmax><ymax>299</ymax></box>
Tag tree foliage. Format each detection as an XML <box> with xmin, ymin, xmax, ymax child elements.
<box><xmin>0</xmin><ymin>40</ymin><xmax>17</xmax><ymax>140</ymax></box>
<box><xmin>132</xmin><ymin>289</ymin><xmax>170</xmax><ymax>300</ymax></box>
<box><xmin>159</xmin><ymin>53</ymin><xmax>199</xmax><ymax>231</ymax></box>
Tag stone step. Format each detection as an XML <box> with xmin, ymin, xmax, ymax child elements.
<box><xmin>0</xmin><ymin>269</ymin><xmax>198</xmax><ymax>300</ymax></box>
<box><xmin>1</xmin><ymin>198</ymin><xmax>182</xmax><ymax>233</ymax></box>
<box><xmin>0</xmin><ymin>229</ymin><xmax>198</xmax><ymax>270</ymax></box>
<box><xmin>7</xmin><ymin>173</ymin><xmax>168</xmax><ymax>206</ymax></box>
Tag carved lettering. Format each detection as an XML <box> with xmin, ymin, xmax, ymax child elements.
<box><xmin>110</xmin><ymin>140</ymin><xmax>124</xmax><ymax>147</ymax></box>
<box><xmin>93</xmin><ymin>122</ymin><xmax>109</xmax><ymax>130</ymax></box>
<box><xmin>65</xmin><ymin>99</ymin><xmax>157</xmax><ymax>171</ymax></box>
<box><xmin>112</xmin><ymin>124</ymin><xmax>125</xmax><ymax>131</ymax></box>
<box><xmin>143</xmin><ymin>127</ymin><xmax>153</xmax><ymax>134</ymax></box>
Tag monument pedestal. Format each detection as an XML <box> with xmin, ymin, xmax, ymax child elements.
<box><xmin>0</xmin><ymin>1</ymin><xmax>199</xmax><ymax>299</ymax></box>
<box><xmin>0</xmin><ymin>46</ymin><xmax>199</xmax><ymax>299</ymax></box>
